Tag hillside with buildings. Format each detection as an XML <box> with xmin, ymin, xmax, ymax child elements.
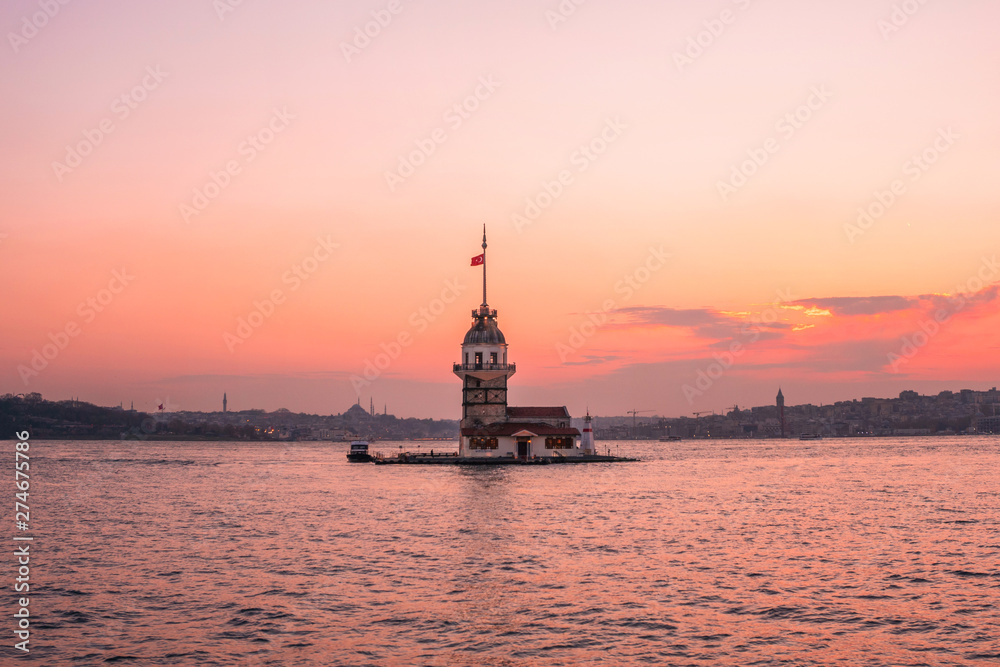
<box><xmin>587</xmin><ymin>387</ymin><xmax>1000</xmax><ymax>439</ymax></box>
<box><xmin>4</xmin><ymin>387</ymin><xmax>998</xmax><ymax>441</ymax></box>
<box><xmin>1</xmin><ymin>394</ymin><xmax>457</xmax><ymax>441</ymax></box>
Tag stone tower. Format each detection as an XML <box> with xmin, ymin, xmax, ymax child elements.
<box><xmin>453</xmin><ymin>226</ymin><xmax>516</xmax><ymax>429</ymax></box>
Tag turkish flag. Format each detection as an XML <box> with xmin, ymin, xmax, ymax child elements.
<box><xmin>470</xmin><ymin>254</ymin><xmax>484</xmax><ymax>266</ymax></box>
<box><xmin>158</xmin><ymin>404</ymin><xmax>164</xmax><ymax>411</ymax></box>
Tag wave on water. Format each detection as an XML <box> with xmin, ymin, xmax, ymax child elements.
<box><xmin>34</xmin><ymin>437</ymin><xmax>1000</xmax><ymax>666</ymax></box>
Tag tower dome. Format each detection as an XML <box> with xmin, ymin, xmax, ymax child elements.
<box><xmin>463</xmin><ymin>309</ymin><xmax>506</xmax><ymax>345</ymax></box>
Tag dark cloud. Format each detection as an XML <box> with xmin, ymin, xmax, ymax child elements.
<box><xmin>614</xmin><ymin>306</ymin><xmax>726</xmax><ymax>328</ymax></box>
<box><xmin>605</xmin><ymin>306</ymin><xmax>737</xmax><ymax>339</ymax></box>
<box><xmin>611</xmin><ymin>306</ymin><xmax>791</xmax><ymax>341</ymax></box>
<box><xmin>791</xmin><ymin>295</ymin><xmax>918</xmax><ymax>316</ymax></box>
<box><xmin>560</xmin><ymin>354</ymin><xmax>625</xmax><ymax>367</ymax></box>
<box><xmin>706</xmin><ymin>331</ymin><xmax>785</xmax><ymax>348</ymax></box>
<box><xmin>925</xmin><ymin>285</ymin><xmax>1000</xmax><ymax>313</ymax></box>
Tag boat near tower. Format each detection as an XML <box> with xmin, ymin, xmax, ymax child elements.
<box><xmin>375</xmin><ymin>227</ymin><xmax>636</xmax><ymax>465</ymax></box>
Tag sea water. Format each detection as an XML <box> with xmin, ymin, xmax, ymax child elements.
<box><xmin>24</xmin><ymin>437</ymin><xmax>1000</xmax><ymax>665</ymax></box>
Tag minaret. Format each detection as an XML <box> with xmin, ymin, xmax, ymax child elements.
<box><xmin>777</xmin><ymin>388</ymin><xmax>786</xmax><ymax>438</ymax></box>
<box><xmin>223</xmin><ymin>393</ymin><xmax>227</xmax><ymax>413</ymax></box>
<box><xmin>454</xmin><ymin>226</ymin><xmax>516</xmax><ymax>430</ymax></box>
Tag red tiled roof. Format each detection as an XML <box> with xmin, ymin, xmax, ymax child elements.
<box><xmin>461</xmin><ymin>421</ymin><xmax>580</xmax><ymax>437</ymax></box>
<box><xmin>506</xmin><ymin>406</ymin><xmax>569</xmax><ymax>418</ymax></box>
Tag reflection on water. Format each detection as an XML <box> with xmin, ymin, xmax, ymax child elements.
<box><xmin>25</xmin><ymin>437</ymin><xmax>1000</xmax><ymax>665</ymax></box>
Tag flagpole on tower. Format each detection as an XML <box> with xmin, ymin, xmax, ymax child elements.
<box><xmin>481</xmin><ymin>224</ymin><xmax>488</xmax><ymax>308</ymax></box>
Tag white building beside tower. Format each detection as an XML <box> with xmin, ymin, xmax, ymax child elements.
<box><xmin>453</xmin><ymin>228</ymin><xmax>592</xmax><ymax>459</ymax></box>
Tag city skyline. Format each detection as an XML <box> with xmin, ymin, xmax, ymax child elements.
<box><xmin>3</xmin><ymin>1</ymin><xmax>1000</xmax><ymax>419</ymax></box>
<box><xmin>7</xmin><ymin>383</ymin><xmax>998</xmax><ymax>444</ymax></box>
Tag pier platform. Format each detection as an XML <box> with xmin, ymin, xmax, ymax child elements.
<box><xmin>371</xmin><ymin>452</ymin><xmax>638</xmax><ymax>465</ymax></box>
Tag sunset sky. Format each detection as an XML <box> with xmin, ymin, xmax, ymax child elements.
<box><xmin>3</xmin><ymin>0</ymin><xmax>999</xmax><ymax>418</ymax></box>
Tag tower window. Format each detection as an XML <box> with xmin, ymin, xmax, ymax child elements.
<box><xmin>475</xmin><ymin>352</ymin><xmax>482</xmax><ymax>368</ymax></box>
<box><xmin>490</xmin><ymin>352</ymin><xmax>497</xmax><ymax>365</ymax></box>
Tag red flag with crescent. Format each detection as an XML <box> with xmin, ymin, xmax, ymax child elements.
<box><xmin>470</xmin><ymin>254</ymin><xmax>484</xmax><ymax>266</ymax></box>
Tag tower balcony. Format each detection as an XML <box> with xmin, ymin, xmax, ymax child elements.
<box><xmin>453</xmin><ymin>362</ymin><xmax>515</xmax><ymax>373</ymax></box>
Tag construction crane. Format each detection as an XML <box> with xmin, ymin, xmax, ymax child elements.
<box><xmin>627</xmin><ymin>409</ymin><xmax>653</xmax><ymax>439</ymax></box>
<box><xmin>692</xmin><ymin>410</ymin><xmax>715</xmax><ymax>417</ymax></box>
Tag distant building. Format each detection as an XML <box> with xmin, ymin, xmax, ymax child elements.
<box><xmin>344</xmin><ymin>402</ymin><xmax>371</xmax><ymax>421</ymax></box>
<box><xmin>454</xmin><ymin>228</ymin><xmax>589</xmax><ymax>459</ymax></box>
<box><xmin>975</xmin><ymin>388</ymin><xmax>1000</xmax><ymax>433</ymax></box>
<box><xmin>976</xmin><ymin>414</ymin><xmax>1000</xmax><ymax>434</ymax></box>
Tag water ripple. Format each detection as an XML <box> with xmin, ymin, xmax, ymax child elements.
<box><xmin>30</xmin><ymin>437</ymin><xmax>1000</xmax><ymax>666</ymax></box>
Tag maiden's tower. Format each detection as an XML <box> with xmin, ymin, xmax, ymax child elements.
<box><xmin>453</xmin><ymin>228</ymin><xmax>597</xmax><ymax>460</ymax></box>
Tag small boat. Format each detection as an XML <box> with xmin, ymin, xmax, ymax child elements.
<box><xmin>659</xmin><ymin>435</ymin><xmax>683</xmax><ymax>442</ymax></box>
<box><xmin>347</xmin><ymin>440</ymin><xmax>374</xmax><ymax>462</ymax></box>
<box><xmin>799</xmin><ymin>433</ymin><xmax>822</xmax><ymax>440</ymax></box>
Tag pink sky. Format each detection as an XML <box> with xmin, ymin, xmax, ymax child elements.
<box><xmin>2</xmin><ymin>0</ymin><xmax>999</xmax><ymax>418</ymax></box>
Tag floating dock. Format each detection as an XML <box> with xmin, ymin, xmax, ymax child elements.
<box><xmin>372</xmin><ymin>452</ymin><xmax>638</xmax><ymax>465</ymax></box>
